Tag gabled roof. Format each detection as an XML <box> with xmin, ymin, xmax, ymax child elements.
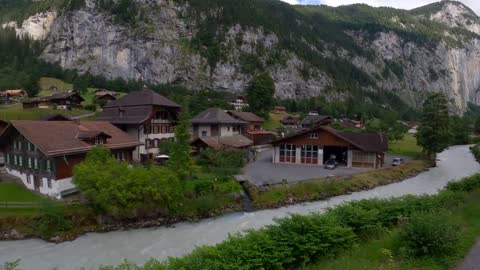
<box><xmin>280</xmin><ymin>116</ymin><xmax>301</xmax><ymax>125</ymax></box>
<box><xmin>192</xmin><ymin>108</ymin><xmax>247</xmax><ymax>125</ymax></box>
<box><xmin>23</xmin><ymin>92</ymin><xmax>84</xmax><ymax>104</ymax></box>
<box><xmin>41</xmin><ymin>114</ymin><xmax>71</xmax><ymax>121</ymax></box>
<box><xmin>227</xmin><ymin>110</ymin><xmax>264</xmax><ymax>123</ymax></box>
<box><xmin>301</xmin><ymin>115</ymin><xmax>332</xmax><ymax>126</ymax></box>
<box><xmin>3</xmin><ymin>89</ymin><xmax>27</xmax><ymax>97</ymax></box>
<box><xmin>104</xmin><ymin>89</ymin><xmax>180</xmax><ymax>108</ymax></box>
<box><xmin>272</xmin><ymin>126</ymin><xmax>387</xmax><ymax>152</ymax></box>
<box><xmin>1</xmin><ymin>121</ymin><xmax>141</xmax><ymax>157</ymax></box>
<box><xmin>192</xmin><ymin>134</ymin><xmax>253</xmax><ymax>150</ymax></box>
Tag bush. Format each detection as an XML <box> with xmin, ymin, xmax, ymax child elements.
<box><xmin>394</xmin><ymin>211</ymin><xmax>461</xmax><ymax>258</ymax></box>
<box><xmin>470</xmin><ymin>144</ymin><xmax>480</xmax><ymax>161</ymax></box>
<box><xmin>31</xmin><ymin>202</ymin><xmax>72</xmax><ymax>239</ymax></box>
<box><xmin>446</xmin><ymin>174</ymin><xmax>480</xmax><ymax>192</ymax></box>
<box><xmin>197</xmin><ymin>149</ymin><xmax>246</xmax><ymax>177</ymax></box>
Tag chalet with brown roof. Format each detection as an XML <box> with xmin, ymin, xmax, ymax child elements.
<box><xmin>273</xmin><ymin>106</ymin><xmax>287</xmax><ymax>114</ymax></box>
<box><xmin>0</xmin><ymin>120</ymin><xmax>141</xmax><ymax>198</ymax></box>
<box><xmin>191</xmin><ymin>108</ymin><xmax>253</xmax><ymax>150</ymax></box>
<box><xmin>301</xmin><ymin>115</ymin><xmax>333</xmax><ymax>129</ymax></box>
<box><xmin>271</xmin><ymin>126</ymin><xmax>387</xmax><ymax>169</ymax></box>
<box><xmin>227</xmin><ymin>110</ymin><xmax>275</xmax><ymax>145</ymax></box>
<box><xmin>1</xmin><ymin>89</ymin><xmax>28</xmax><ymax>104</ymax></box>
<box><xmin>22</xmin><ymin>92</ymin><xmax>84</xmax><ymax>110</ymax></box>
<box><xmin>95</xmin><ymin>89</ymin><xmax>117</xmax><ymax>103</ymax></box>
<box><xmin>280</xmin><ymin>116</ymin><xmax>301</xmax><ymax>129</ymax></box>
<box><xmin>97</xmin><ymin>89</ymin><xmax>181</xmax><ymax>163</ymax></box>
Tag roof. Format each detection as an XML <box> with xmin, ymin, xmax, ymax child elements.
<box><xmin>301</xmin><ymin>115</ymin><xmax>332</xmax><ymax>126</ymax></box>
<box><xmin>274</xmin><ymin>106</ymin><xmax>286</xmax><ymax>110</ymax></box>
<box><xmin>339</xmin><ymin>132</ymin><xmax>388</xmax><ymax>153</ymax></box>
<box><xmin>192</xmin><ymin>108</ymin><xmax>247</xmax><ymax>125</ymax></box>
<box><xmin>23</xmin><ymin>92</ymin><xmax>84</xmax><ymax>104</ymax></box>
<box><xmin>227</xmin><ymin>110</ymin><xmax>264</xmax><ymax>123</ymax></box>
<box><xmin>193</xmin><ymin>134</ymin><xmax>253</xmax><ymax>150</ymax></box>
<box><xmin>280</xmin><ymin>116</ymin><xmax>301</xmax><ymax>125</ymax></box>
<box><xmin>246</xmin><ymin>130</ymin><xmax>276</xmax><ymax>136</ymax></box>
<box><xmin>77</xmin><ymin>131</ymin><xmax>112</xmax><ymax>140</ymax></box>
<box><xmin>41</xmin><ymin>114</ymin><xmax>71</xmax><ymax>121</ymax></box>
<box><xmin>273</xmin><ymin>126</ymin><xmax>387</xmax><ymax>152</ymax></box>
<box><xmin>104</xmin><ymin>89</ymin><xmax>180</xmax><ymax>108</ymax></box>
<box><xmin>1</xmin><ymin>121</ymin><xmax>141</xmax><ymax>157</ymax></box>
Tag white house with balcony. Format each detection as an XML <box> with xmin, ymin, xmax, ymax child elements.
<box><xmin>98</xmin><ymin>89</ymin><xmax>181</xmax><ymax>163</ymax></box>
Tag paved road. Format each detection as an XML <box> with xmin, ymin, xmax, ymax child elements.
<box><xmin>455</xmin><ymin>240</ymin><xmax>480</xmax><ymax>270</ymax></box>
<box><xmin>243</xmin><ymin>149</ymin><xmax>410</xmax><ymax>186</ymax></box>
<box><xmin>0</xmin><ymin>145</ymin><xmax>477</xmax><ymax>270</ymax></box>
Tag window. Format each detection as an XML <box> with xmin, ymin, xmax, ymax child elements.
<box><xmin>145</xmin><ymin>139</ymin><xmax>152</xmax><ymax>149</ymax></box>
<box><xmin>308</xmin><ymin>133</ymin><xmax>319</xmax><ymax>139</ymax></box>
<box><xmin>227</xmin><ymin>126</ymin><xmax>231</xmax><ymax>132</ymax></box>
<box><xmin>46</xmin><ymin>160</ymin><xmax>52</xmax><ymax>172</ymax></box>
<box><xmin>18</xmin><ymin>156</ymin><xmax>23</xmax><ymax>167</ymax></box>
<box><xmin>6</xmin><ymin>154</ymin><xmax>9</xmax><ymax>165</ymax></box>
<box><xmin>34</xmin><ymin>158</ymin><xmax>39</xmax><ymax>170</ymax></box>
<box><xmin>39</xmin><ymin>178</ymin><xmax>43</xmax><ymax>187</ymax></box>
<box><xmin>279</xmin><ymin>144</ymin><xmax>296</xmax><ymax>163</ymax></box>
<box><xmin>301</xmin><ymin>145</ymin><xmax>319</xmax><ymax>164</ymax></box>
<box><xmin>28</xmin><ymin>157</ymin><xmax>32</xmax><ymax>169</ymax></box>
<box><xmin>13</xmin><ymin>155</ymin><xmax>17</xmax><ymax>166</ymax></box>
<box><xmin>95</xmin><ymin>137</ymin><xmax>105</xmax><ymax>145</ymax></box>
<box><xmin>201</xmin><ymin>131</ymin><xmax>208</xmax><ymax>137</ymax></box>
<box><xmin>47</xmin><ymin>179</ymin><xmax>52</xmax><ymax>189</ymax></box>
<box><xmin>144</xmin><ymin>125</ymin><xmax>152</xmax><ymax>134</ymax></box>
<box><xmin>26</xmin><ymin>175</ymin><xmax>31</xmax><ymax>184</ymax></box>
<box><xmin>168</xmin><ymin>125</ymin><xmax>174</xmax><ymax>133</ymax></box>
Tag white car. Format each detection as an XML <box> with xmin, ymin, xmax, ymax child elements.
<box><xmin>392</xmin><ymin>158</ymin><xmax>404</xmax><ymax>166</ymax></box>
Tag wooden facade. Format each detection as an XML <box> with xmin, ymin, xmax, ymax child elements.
<box><xmin>272</xmin><ymin>126</ymin><xmax>387</xmax><ymax>169</ymax></box>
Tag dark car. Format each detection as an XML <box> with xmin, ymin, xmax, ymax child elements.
<box><xmin>324</xmin><ymin>159</ymin><xmax>337</xmax><ymax>170</ymax></box>
<box><xmin>392</xmin><ymin>158</ymin><xmax>404</xmax><ymax>166</ymax></box>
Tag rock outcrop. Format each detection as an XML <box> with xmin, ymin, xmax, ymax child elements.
<box><xmin>3</xmin><ymin>0</ymin><xmax>480</xmax><ymax>111</ymax></box>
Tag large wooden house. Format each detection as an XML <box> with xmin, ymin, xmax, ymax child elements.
<box><xmin>97</xmin><ymin>89</ymin><xmax>181</xmax><ymax>163</ymax></box>
<box><xmin>23</xmin><ymin>92</ymin><xmax>84</xmax><ymax>110</ymax></box>
<box><xmin>0</xmin><ymin>120</ymin><xmax>141</xmax><ymax>198</ymax></box>
<box><xmin>272</xmin><ymin>126</ymin><xmax>387</xmax><ymax>169</ymax></box>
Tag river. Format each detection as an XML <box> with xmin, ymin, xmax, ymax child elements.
<box><xmin>1</xmin><ymin>145</ymin><xmax>479</xmax><ymax>270</ymax></box>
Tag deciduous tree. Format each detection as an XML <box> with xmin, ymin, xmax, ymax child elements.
<box><xmin>246</xmin><ymin>72</ymin><xmax>275</xmax><ymax>117</ymax></box>
<box><xmin>416</xmin><ymin>93</ymin><xmax>451</xmax><ymax>164</ymax></box>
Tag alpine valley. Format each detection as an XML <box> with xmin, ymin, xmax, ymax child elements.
<box><xmin>2</xmin><ymin>0</ymin><xmax>480</xmax><ymax>113</ymax></box>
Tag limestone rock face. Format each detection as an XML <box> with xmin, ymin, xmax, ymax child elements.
<box><xmin>4</xmin><ymin>0</ymin><xmax>480</xmax><ymax>111</ymax></box>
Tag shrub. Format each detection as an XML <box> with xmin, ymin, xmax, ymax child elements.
<box><xmin>197</xmin><ymin>148</ymin><xmax>246</xmax><ymax>177</ymax></box>
<box><xmin>394</xmin><ymin>211</ymin><xmax>461</xmax><ymax>258</ymax></box>
<box><xmin>446</xmin><ymin>174</ymin><xmax>480</xmax><ymax>192</ymax></box>
<box><xmin>31</xmin><ymin>203</ymin><xmax>72</xmax><ymax>239</ymax></box>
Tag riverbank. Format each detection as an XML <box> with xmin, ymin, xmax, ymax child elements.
<box><xmin>0</xmin><ymin>146</ymin><xmax>476</xmax><ymax>270</ymax></box>
<box><xmin>0</xmin><ymin>159</ymin><xmax>430</xmax><ymax>243</ymax></box>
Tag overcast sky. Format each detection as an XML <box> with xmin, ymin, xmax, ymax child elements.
<box><xmin>280</xmin><ymin>0</ymin><xmax>479</xmax><ymax>15</ymax></box>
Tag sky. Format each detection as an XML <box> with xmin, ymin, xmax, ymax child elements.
<box><xmin>280</xmin><ymin>0</ymin><xmax>480</xmax><ymax>15</ymax></box>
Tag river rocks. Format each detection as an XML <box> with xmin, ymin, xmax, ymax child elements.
<box><xmin>1</xmin><ymin>229</ymin><xmax>25</xmax><ymax>240</ymax></box>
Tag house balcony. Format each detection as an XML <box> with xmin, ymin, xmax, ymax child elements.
<box><xmin>150</xmin><ymin>119</ymin><xmax>175</xmax><ymax>124</ymax></box>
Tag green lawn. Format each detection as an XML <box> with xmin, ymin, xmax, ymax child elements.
<box><xmin>263</xmin><ymin>112</ymin><xmax>299</xmax><ymax>130</ymax></box>
<box><xmin>0</xmin><ymin>103</ymin><xmax>92</xmax><ymax>120</ymax></box>
<box><xmin>302</xmin><ymin>190</ymin><xmax>480</xmax><ymax>270</ymax></box>
<box><xmin>0</xmin><ymin>183</ymin><xmax>49</xmax><ymax>202</ymax></box>
<box><xmin>38</xmin><ymin>77</ymin><xmax>74</xmax><ymax>97</ymax></box>
<box><xmin>388</xmin><ymin>134</ymin><xmax>423</xmax><ymax>157</ymax></box>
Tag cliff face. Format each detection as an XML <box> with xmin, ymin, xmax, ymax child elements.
<box><xmin>3</xmin><ymin>0</ymin><xmax>480</xmax><ymax>112</ymax></box>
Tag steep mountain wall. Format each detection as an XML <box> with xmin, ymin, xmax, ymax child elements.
<box><xmin>3</xmin><ymin>0</ymin><xmax>480</xmax><ymax>112</ymax></box>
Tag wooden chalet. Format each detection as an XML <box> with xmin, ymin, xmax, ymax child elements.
<box><xmin>271</xmin><ymin>126</ymin><xmax>387</xmax><ymax>169</ymax></box>
<box><xmin>273</xmin><ymin>106</ymin><xmax>287</xmax><ymax>114</ymax></box>
<box><xmin>301</xmin><ymin>115</ymin><xmax>333</xmax><ymax>129</ymax></box>
<box><xmin>22</xmin><ymin>92</ymin><xmax>84</xmax><ymax>110</ymax></box>
<box><xmin>0</xmin><ymin>120</ymin><xmax>141</xmax><ymax>198</ymax></box>
<box><xmin>97</xmin><ymin>89</ymin><xmax>181</xmax><ymax>163</ymax></box>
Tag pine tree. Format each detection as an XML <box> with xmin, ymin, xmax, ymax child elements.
<box><xmin>416</xmin><ymin>93</ymin><xmax>451</xmax><ymax>165</ymax></box>
<box><xmin>167</xmin><ymin>104</ymin><xmax>197</xmax><ymax>181</ymax></box>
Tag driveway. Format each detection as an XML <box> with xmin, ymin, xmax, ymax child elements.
<box><xmin>243</xmin><ymin>149</ymin><xmax>371</xmax><ymax>186</ymax></box>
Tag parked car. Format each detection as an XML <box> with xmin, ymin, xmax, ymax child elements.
<box><xmin>324</xmin><ymin>159</ymin><xmax>337</xmax><ymax>170</ymax></box>
<box><xmin>392</xmin><ymin>158</ymin><xmax>404</xmax><ymax>166</ymax></box>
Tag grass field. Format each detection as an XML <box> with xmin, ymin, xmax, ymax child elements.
<box><xmin>0</xmin><ymin>103</ymin><xmax>92</xmax><ymax>120</ymax></box>
<box><xmin>38</xmin><ymin>77</ymin><xmax>74</xmax><ymax>97</ymax></box>
<box><xmin>0</xmin><ymin>183</ymin><xmax>48</xmax><ymax>202</ymax></box>
<box><xmin>388</xmin><ymin>134</ymin><xmax>423</xmax><ymax>157</ymax></box>
<box><xmin>263</xmin><ymin>112</ymin><xmax>299</xmax><ymax>130</ymax></box>
<box><xmin>301</xmin><ymin>190</ymin><xmax>480</xmax><ymax>270</ymax></box>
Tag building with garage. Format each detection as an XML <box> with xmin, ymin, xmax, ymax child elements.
<box><xmin>271</xmin><ymin>126</ymin><xmax>387</xmax><ymax>169</ymax></box>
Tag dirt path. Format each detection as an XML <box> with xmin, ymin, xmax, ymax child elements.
<box><xmin>454</xmin><ymin>240</ymin><xmax>480</xmax><ymax>270</ymax></box>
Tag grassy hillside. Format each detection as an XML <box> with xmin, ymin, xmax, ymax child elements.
<box><xmin>388</xmin><ymin>134</ymin><xmax>423</xmax><ymax>157</ymax></box>
<box><xmin>0</xmin><ymin>103</ymin><xmax>91</xmax><ymax>120</ymax></box>
<box><xmin>38</xmin><ymin>77</ymin><xmax>74</xmax><ymax>96</ymax></box>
